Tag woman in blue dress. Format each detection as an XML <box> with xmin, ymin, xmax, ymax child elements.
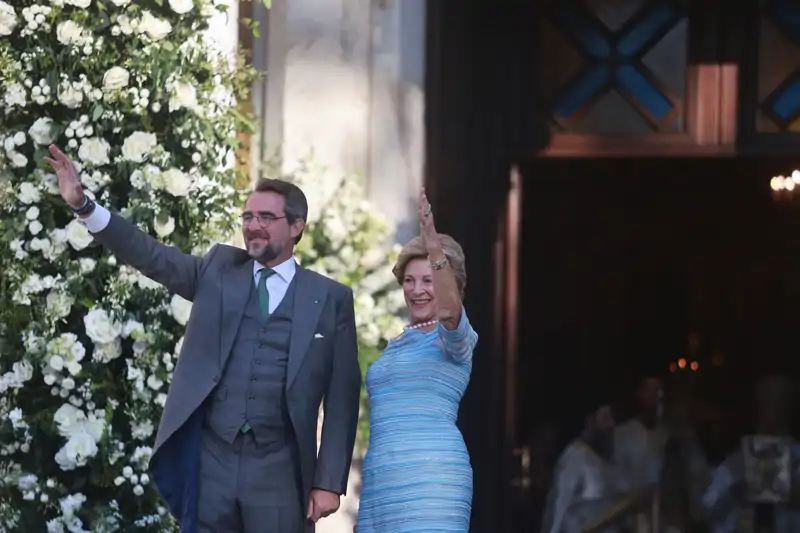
<box><xmin>356</xmin><ymin>189</ymin><xmax>478</xmax><ymax>532</ymax></box>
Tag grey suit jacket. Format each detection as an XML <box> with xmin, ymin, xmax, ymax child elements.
<box><xmin>92</xmin><ymin>212</ymin><xmax>361</xmax><ymax>500</ymax></box>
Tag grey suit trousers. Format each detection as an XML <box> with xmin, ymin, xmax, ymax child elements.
<box><xmin>198</xmin><ymin>427</ymin><xmax>304</xmax><ymax>533</ymax></box>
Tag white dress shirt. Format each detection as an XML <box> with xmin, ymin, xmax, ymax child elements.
<box><xmin>80</xmin><ymin>204</ymin><xmax>297</xmax><ymax>311</ymax></box>
<box><xmin>254</xmin><ymin>257</ymin><xmax>296</xmax><ymax>313</ymax></box>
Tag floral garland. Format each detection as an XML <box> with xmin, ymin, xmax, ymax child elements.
<box><xmin>0</xmin><ymin>0</ymin><xmax>255</xmax><ymax>530</ymax></box>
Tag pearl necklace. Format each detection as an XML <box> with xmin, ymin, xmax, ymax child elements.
<box><xmin>404</xmin><ymin>319</ymin><xmax>438</xmax><ymax>331</ymax></box>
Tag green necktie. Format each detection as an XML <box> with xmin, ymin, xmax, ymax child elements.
<box><xmin>242</xmin><ymin>267</ymin><xmax>276</xmax><ymax>434</ymax></box>
<box><xmin>257</xmin><ymin>267</ymin><xmax>276</xmax><ymax>321</ymax></box>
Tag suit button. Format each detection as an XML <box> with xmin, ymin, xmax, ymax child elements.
<box><xmin>251</xmin><ymin>377</ymin><xmax>257</xmax><ymax>382</ymax></box>
<box><xmin>248</xmin><ymin>395</ymin><xmax>256</xmax><ymax>400</ymax></box>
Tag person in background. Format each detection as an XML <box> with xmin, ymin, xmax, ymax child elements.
<box><xmin>541</xmin><ymin>395</ymin><xmax>653</xmax><ymax>533</ymax></box>
<box><xmin>659</xmin><ymin>383</ymin><xmax>711</xmax><ymax>533</ymax></box>
<box><xmin>614</xmin><ymin>376</ymin><xmax>667</xmax><ymax>490</ymax></box>
<box><xmin>704</xmin><ymin>376</ymin><xmax>800</xmax><ymax>533</ymax></box>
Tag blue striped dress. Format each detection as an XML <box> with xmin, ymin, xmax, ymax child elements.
<box><xmin>357</xmin><ymin>308</ymin><xmax>478</xmax><ymax>532</ymax></box>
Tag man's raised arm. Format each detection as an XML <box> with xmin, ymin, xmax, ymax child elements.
<box><xmin>45</xmin><ymin>144</ymin><xmax>209</xmax><ymax>301</ymax></box>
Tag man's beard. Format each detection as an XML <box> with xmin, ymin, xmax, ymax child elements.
<box><xmin>247</xmin><ymin>240</ymin><xmax>281</xmax><ymax>264</ymax></box>
<box><xmin>587</xmin><ymin>430</ymin><xmax>614</xmax><ymax>459</ymax></box>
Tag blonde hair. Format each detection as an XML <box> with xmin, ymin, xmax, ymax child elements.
<box><xmin>392</xmin><ymin>234</ymin><xmax>467</xmax><ymax>297</ymax></box>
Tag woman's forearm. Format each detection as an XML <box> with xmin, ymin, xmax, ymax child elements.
<box><xmin>428</xmin><ymin>246</ymin><xmax>462</xmax><ymax>329</ymax></box>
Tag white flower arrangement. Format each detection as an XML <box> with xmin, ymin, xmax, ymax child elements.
<box><xmin>0</xmin><ymin>0</ymin><xmax>255</xmax><ymax>529</ymax></box>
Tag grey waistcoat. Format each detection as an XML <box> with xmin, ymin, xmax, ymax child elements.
<box><xmin>204</xmin><ymin>276</ymin><xmax>297</xmax><ymax>450</ymax></box>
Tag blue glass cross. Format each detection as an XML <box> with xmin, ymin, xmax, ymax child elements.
<box><xmin>551</xmin><ymin>3</ymin><xmax>682</xmax><ymax>129</ymax></box>
<box><xmin>762</xmin><ymin>0</ymin><xmax>800</xmax><ymax>129</ymax></box>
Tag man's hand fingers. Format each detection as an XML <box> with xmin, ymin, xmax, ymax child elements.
<box><xmin>306</xmin><ymin>498</ymin><xmax>314</xmax><ymax>520</ymax></box>
<box><xmin>43</xmin><ymin>157</ymin><xmax>57</xmax><ymax>168</ymax></box>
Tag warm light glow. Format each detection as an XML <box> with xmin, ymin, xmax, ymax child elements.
<box><xmin>678</xmin><ymin>358</ymin><xmax>687</xmax><ymax>369</ymax></box>
<box><xmin>772</xmin><ymin>176</ymin><xmax>785</xmax><ymax>191</ymax></box>
<box><xmin>669</xmin><ymin>362</ymin><xmax>677</xmax><ymax>373</ymax></box>
<box><xmin>786</xmin><ymin>180</ymin><xmax>796</xmax><ymax>191</ymax></box>
<box><xmin>792</xmin><ymin>170</ymin><xmax>800</xmax><ymax>183</ymax></box>
<box><xmin>690</xmin><ymin>361</ymin><xmax>699</xmax><ymax>371</ymax></box>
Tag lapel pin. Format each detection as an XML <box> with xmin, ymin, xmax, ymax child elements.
<box><xmin>314</xmin><ymin>299</ymin><xmax>319</xmax><ymax>304</ymax></box>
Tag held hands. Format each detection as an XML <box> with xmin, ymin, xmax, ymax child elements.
<box><xmin>419</xmin><ymin>188</ymin><xmax>442</xmax><ymax>255</ymax></box>
<box><xmin>43</xmin><ymin>144</ymin><xmax>85</xmax><ymax>209</ymax></box>
<box><xmin>307</xmin><ymin>488</ymin><xmax>340</xmax><ymax>523</ymax></box>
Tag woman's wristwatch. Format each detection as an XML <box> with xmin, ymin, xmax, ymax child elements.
<box><xmin>70</xmin><ymin>196</ymin><xmax>96</xmax><ymax>217</ymax></box>
<box><xmin>430</xmin><ymin>256</ymin><xmax>449</xmax><ymax>270</ymax></box>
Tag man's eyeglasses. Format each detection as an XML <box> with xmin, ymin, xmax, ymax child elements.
<box><xmin>240</xmin><ymin>213</ymin><xmax>287</xmax><ymax>226</ymax></box>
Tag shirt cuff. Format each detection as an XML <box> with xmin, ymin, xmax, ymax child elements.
<box><xmin>77</xmin><ymin>203</ymin><xmax>111</xmax><ymax>233</ymax></box>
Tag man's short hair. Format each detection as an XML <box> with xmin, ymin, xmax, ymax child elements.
<box><xmin>252</xmin><ymin>178</ymin><xmax>308</xmax><ymax>244</ymax></box>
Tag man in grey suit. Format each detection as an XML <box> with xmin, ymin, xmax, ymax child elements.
<box><xmin>45</xmin><ymin>145</ymin><xmax>362</xmax><ymax>533</ymax></box>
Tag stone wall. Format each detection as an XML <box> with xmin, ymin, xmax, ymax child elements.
<box><xmin>258</xmin><ymin>0</ymin><xmax>426</xmax><ymax>241</ymax></box>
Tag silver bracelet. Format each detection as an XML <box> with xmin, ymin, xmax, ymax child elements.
<box><xmin>430</xmin><ymin>257</ymin><xmax>449</xmax><ymax>270</ymax></box>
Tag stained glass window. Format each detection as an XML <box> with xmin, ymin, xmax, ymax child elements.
<box><xmin>757</xmin><ymin>0</ymin><xmax>800</xmax><ymax>132</ymax></box>
<box><xmin>539</xmin><ymin>0</ymin><xmax>687</xmax><ymax>134</ymax></box>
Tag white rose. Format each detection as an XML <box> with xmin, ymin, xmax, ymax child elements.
<box><xmin>122</xmin><ymin>320</ymin><xmax>144</xmax><ymax>338</ymax></box>
<box><xmin>17</xmin><ymin>182</ymin><xmax>40</xmax><ymax>204</ymax></box>
<box><xmin>3</xmin><ymin>83</ymin><xmax>26</xmax><ymax>108</ymax></box>
<box><xmin>120</xmin><ymin>131</ymin><xmax>157</xmax><ymax>162</ymax></box>
<box><xmin>93</xmin><ymin>338</ymin><xmax>122</xmax><ymax>363</ymax></box>
<box><xmin>84</xmin><ymin>308</ymin><xmax>122</xmax><ymax>345</ymax></box>
<box><xmin>47</xmin><ymin>290</ymin><xmax>73</xmax><ymax>319</ymax></box>
<box><xmin>28</xmin><ymin>220</ymin><xmax>42</xmax><ymax>235</ymax></box>
<box><xmin>58</xmin><ymin>85</ymin><xmax>83</xmax><ymax>108</ymax></box>
<box><xmin>160</xmin><ymin>168</ymin><xmax>192</xmax><ymax>197</ymax></box>
<box><xmin>65</xmin><ymin>0</ymin><xmax>92</xmax><ymax>8</ymax></box>
<box><xmin>110</xmin><ymin>0</ymin><xmax>130</xmax><ymax>5</ymax></box>
<box><xmin>65</xmin><ymin>219</ymin><xmax>93</xmax><ymax>250</ymax></box>
<box><xmin>56</xmin><ymin>20</ymin><xmax>84</xmax><ymax>46</ymax></box>
<box><xmin>139</xmin><ymin>11</ymin><xmax>172</xmax><ymax>41</ymax></box>
<box><xmin>79</xmin><ymin>258</ymin><xmax>96</xmax><ymax>273</ymax></box>
<box><xmin>13</xmin><ymin>361</ymin><xmax>33</xmax><ymax>382</ymax></box>
<box><xmin>53</xmin><ymin>404</ymin><xmax>83</xmax><ymax>437</ymax></box>
<box><xmin>55</xmin><ymin>446</ymin><xmax>77</xmax><ymax>471</ymax></box>
<box><xmin>169</xmin><ymin>294</ymin><xmax>192</xmax><ymax>326</ymax></box>
<box><xmin>154</xmin><ymin>215</ymin><xmax>175</xmax><ymax>237</ymax></box>
<box><xmin>168</xmin><ymin>0</ymin><xmax>194</xmax><ymax>14</ymax></box>
<box><xmin>25</xmin><ymin>206</ymin><xmax>39</xmax><ymax>220</ymax></box>
<box><xmin>62</xmin><ymin>429</ymin><xmax>99</xmax><ymax>466</ymax></box>
<box><xmin>78</xmin><ymin>137</ymin><xmax>111</xmax><ymax>166</ymax></box>
<box><xmin>49</xmin><ymin>355</ymin><xmax>64</xmax><ymax>371</ymax></box>
<box><xmin>28</xmin><ymin>117</ymin><xmax>56</xmax><ymax>145</ymax></box>
<box><xmin>0</xmin><ymin>1</ymin><xmax>17</xmax><ymax>38</ymax></box>
<box><xmin>147</xmin><ymin>374</ymin><xmax>163</xmax><ymax>391</ymax></box>
<box><xmin>169</xmin><ymin>82</ymin><xmax>197</xmax><ymax>112</ymax></box>
<box><xmin>8</xmin><ymin>150</ymin><xmax>28</xmax><ymax>168</ymax></box>
<box><xmin>102</xmin><ymin>66</ymin><xmax>130</xmax><ymax>91</ymax></box>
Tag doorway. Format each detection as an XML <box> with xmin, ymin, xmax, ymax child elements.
<box><xmin>508</xmin><ymin>156</ymin><xmax>800</xmax><ymax>528</ymax></box>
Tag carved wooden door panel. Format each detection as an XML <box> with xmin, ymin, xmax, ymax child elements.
<box><xmin>538</xmin><ymin>0</ymin><xmax>731</xmax><ymax>156</ymax></box>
